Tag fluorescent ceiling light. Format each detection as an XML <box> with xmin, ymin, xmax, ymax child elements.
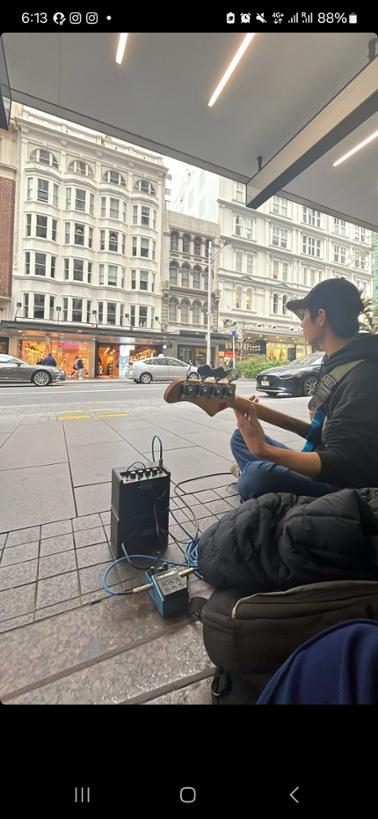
<box><xmin>208</xmin><ymin>33</ymin><xmax>256</xmax><ymax>108</ymax></box>
<box><xmin>333</xmin><ymin>128</ymin><xmax>378</xmax><ymax>166</ymax></box>
<box><xmin>116</xmin><ymin>33</ymin><xmax>128</xmax><ymax>65</ymax></box>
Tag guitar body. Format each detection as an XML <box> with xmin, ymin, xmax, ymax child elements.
<box><xmin>164</xmin><ymin>377</ymin><xmax>311</xmax><ymax>440</ymax></box>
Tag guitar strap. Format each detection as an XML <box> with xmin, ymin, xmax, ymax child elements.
<box><xmin>302</xmin><ymin>359</ymin><xmax>364</xmax><ymax>452</ymax></box>
<box><xmin>307</xmin><ymin>359</ymin><xmax>364</xmax><ymax>412</ymax></box>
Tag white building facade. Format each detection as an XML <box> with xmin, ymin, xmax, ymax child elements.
<box><xmin>218</xmin><ymin>179</ymin><xmax>372</xmax><ymax>358</ymax></box>
<box><xmin>170</xmin><ymin>166</ymin><xmax>219</xmax><ymax>223</ymax></box>
<box><xmin>3</xmin><ymin>105</ymin><xmax>169</xmax><ymax>376</ymax></box>
<box><xmin>162</xmin><ymin>211</ymin><xmax>222</xmax><ymax>365</ymax></box>
<box><xmin>170</xmin><ymin>165</ymin><xmax>373</xmax><ymax>360</ymax></box>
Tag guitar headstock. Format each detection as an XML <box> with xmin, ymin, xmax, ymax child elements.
<box><xmin>164</xmin><ymin>372</ymin><xmax>236</xmax><ymax>417</ymax></box>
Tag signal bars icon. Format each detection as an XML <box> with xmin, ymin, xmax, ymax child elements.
<box><xmin>288</xmin><ymin>11</ymin><xmax>314</xmax><ymax>23</ymax></box>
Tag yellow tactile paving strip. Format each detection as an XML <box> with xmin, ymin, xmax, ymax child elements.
<box><xmin>57</xmin><ymin>415</ymin><xmax>91</xmax><ymax>420</ymax></box>
<box><xmin>57</xmin><ymin>410</ymin><xmax>128</xmax><ymax>420</ymax></box>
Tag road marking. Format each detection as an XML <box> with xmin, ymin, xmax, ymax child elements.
<box><xmin>0</xmin><ymin>387</ymin><xmax>164</xmax><ymax>404</ymax></box>
<box><xmin>95</xmin><ymin>412</ymin><xmax>128</xmax><ymax>417</ymax></box>
<box><xmin>58</xmin><ymin>415</ymin><xmax>91</xmax><ymax>421</ymax></box>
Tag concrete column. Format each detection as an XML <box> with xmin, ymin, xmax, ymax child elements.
<box><xmin>88</xmin><ymin>340</ymin><xmax>96</xmax><ymax>378</ymax></box>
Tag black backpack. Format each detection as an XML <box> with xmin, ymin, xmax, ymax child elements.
<box><xmin>199</xmin><ymin>580</ymin><xmax>378</xmax><ymax>704</ymax></box>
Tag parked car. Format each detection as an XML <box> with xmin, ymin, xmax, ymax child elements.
<box><xmin>256</xmin><ymin>352</ymin><xmax>324</xmax><ymax>397</ymax></box>
<box><xmin>128</xmin><ymin>356</ymin><xmax>199</xmax><ymax>384</ymax></box>
<box><xmin>0</xmin><ymin>354</ymin><xmax>66</xmax><ymax>386</ymax></box>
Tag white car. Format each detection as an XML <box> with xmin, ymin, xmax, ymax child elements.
<box><xmin>128</xmin><ymin>356</ymin><xmax>199</xmax><ymax>384</ymax></box>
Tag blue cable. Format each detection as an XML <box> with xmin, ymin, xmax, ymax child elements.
<box><xmin>103</xmin><ymin>494</ymin><xmax>203</xmax><ymax>596</ymax></box>
<box><xmin>103</xmin><ymin>552</ymin><xmax>188</xmax><ymax>596</ymax></box>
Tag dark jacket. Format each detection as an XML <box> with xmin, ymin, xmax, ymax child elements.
<box><xmin>197</xmin><ymin>488</ymin><xmax>378</xmax><ymax>592</ymax></box>
<box><xmin>42</xmin><ymin>355</ymin><xmax>56</xmax><ymax>366</ymax></box>
<box><xmin>313</xmin><ymin>334</ymin><xmax>378</xmax><ymax>488</ymax></box>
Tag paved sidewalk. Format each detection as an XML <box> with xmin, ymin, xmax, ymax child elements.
<box><xmin>0</xmin><ymin>395</ymin><xmax>308</xmax><ymax>704</ymax></box>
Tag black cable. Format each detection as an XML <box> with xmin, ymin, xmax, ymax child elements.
<box><xmin>125</xmin><ymin>460</ymin><xmax>147</xmax><ymax>472</ymax></box>
<box><xmin>151</xmin><ymin>435</ymin><xmax>163</xmax><ymax>469</ymax></box>
<box><xmin>173</xmin><ymin>472</ymin><xmax>238</xmax><ymax>542</ymax></box>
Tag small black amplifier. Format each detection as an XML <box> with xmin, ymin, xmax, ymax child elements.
<box><xmin>111</xmin><ymin>465</ymin><xmax>170</xmax><ymax>559</ymax></box>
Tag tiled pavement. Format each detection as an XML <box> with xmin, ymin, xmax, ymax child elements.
<box><xmin>0</xmin><ymin>395</ymin><xmax>308</xmax><ymax>704</ymax></box>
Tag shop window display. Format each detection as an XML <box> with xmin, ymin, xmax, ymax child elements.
<box><xmin>20</xmin><ymin>340</ymin><xmax>89</xmax><ymax>377</ymax></box>
<box><xmin>97</xmin><ymin>344</ymin><xmax>120</xmax><ymax>377</ymax></box>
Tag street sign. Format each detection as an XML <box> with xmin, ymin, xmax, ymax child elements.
<box><xmin>231</xmin><ymin>329</ymin><xmax>238</xmax><ymax>338</ymax></box>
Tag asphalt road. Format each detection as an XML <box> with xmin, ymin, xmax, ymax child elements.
<box><xmin>0</xmin><ymin>378</ymin><xmax>261</xmax><ymax>412</ymax></box>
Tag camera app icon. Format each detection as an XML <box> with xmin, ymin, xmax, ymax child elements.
<box><xmin>86</xmin><ymin>12</ymin><xmax>98</xmax><ymax>24</ymax></box>
<box><xmin>69</xmin><ymin>12</ymin><xmax>82</xmax><ymax>24</ymax></box>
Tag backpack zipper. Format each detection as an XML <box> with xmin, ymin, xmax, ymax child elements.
<box><xmin>231</xmin><ymin>580</ymin><xmax>378</xmax><ymax>618</ymax></box>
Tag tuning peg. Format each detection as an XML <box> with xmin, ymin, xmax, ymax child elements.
<box><xmin>197</xmin><ymin>365</ymin><xmax>213</xmax><ymax>381</ymax></box>
<box><xmin>212</xmin><ymin>367</ymin><xmax>228</xmax><ymax>382</ymax></box>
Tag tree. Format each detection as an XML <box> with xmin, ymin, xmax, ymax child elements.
<box><xmin>234</xmin><ymin>321</ymin><xmax>256</xmax><ymax>361</ymax></box>
<box><xmin>358</xmin><ymin>294</ymin><xmax>377</xmax><ymax>334</ymax></box>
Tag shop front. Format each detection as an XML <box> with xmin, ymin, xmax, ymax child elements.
<box><xmin>267</xmin><ymin>342</ymin><xmax>307</xmax><ymax>362</ymax></box>
<box><xmin>219</xmin><ymin>349</ymin><xmax>235</xmax><ymax>367</ymax></box>
<box><xmin>20</xmin><ymin>338</ymin><xmax>91</xmax><ymax>378</ymax></box>
<box><xmin>96</xmin><ymin>344</ymin><xmax>120</xmax><ymax>378</ymax></box>
<box><xmin>95</xmin><ymin>342</ymin><xmax>164</xmax><ymax>378</ymax></box>
<box><xmin>128</xmin><ymin>344</ymin><xmax>162</xmax><ymax>363</ymax></box>
<box><xmin>0</xmin><ymin>337</ymin><xmax>9</xmax><ymax>355</ymax></box>
<box><xmin>177</xmin><ymin>345</ymin><xmax>207</xmax><ymax>366</ymax></box>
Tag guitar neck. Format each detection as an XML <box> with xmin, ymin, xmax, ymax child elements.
<box><xmin>231</xmin><ymin>396</ymin><xmax>311</xmax><ymax>439</ymax></box>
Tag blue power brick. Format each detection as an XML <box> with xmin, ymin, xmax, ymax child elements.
<box><xmin>145</xmin><ymin>568</ymin><xmax>189</xmax><ymax>617</ymax></box>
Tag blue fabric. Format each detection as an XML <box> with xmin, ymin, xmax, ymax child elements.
<box><xmin>257</xmin><ymin>620</ymin><xmax>378</xmax><ymax>704</ymax></box>
<box><xmin>301</xmin><ymin>409</ymin><xmax>325</xmax><ymax>452</ymax></box>
<box><xmin>230</xmin><ymin>429</ymin><xmax>336</xmax><ymax>501</ymax></box>
<box><xmin>43</xmin><ymin>355</ymin><xmax>56</xmax><ymax>366</ymax></box>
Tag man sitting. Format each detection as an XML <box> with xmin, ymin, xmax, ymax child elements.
<box><xmin>230</xmin><ymin>277</ymin><xmax>378</xmax><ymax>500</ymax></box>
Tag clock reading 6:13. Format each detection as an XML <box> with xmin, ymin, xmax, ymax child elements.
<box><xmin>22</xmin><ymin>12</ymin><xmax>49</xmax><ymax>24</ymax></box>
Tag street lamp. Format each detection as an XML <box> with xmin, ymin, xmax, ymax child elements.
<box><xmin>92</xmin><ymin>309</ymin><xmax>98</xmax><ymax>327</ymax></box>
<box><xmin>56</xmin><ymin>306</ymin><xmax>61</xmax><ymax>324</ymax></box>
<box><xmin>207</xmin><ymin>239</ymin><xmax>229</xmax><ymax>365</ymax></box>
<box><xmin>124</xmin><ymin>313</ymin><xmax>133</xmax><ymax>330</ymax></box>
<box><xmin>14</xmin><ymin>302</ymin><xmax>22</xmax><ymax>321</ymax></box>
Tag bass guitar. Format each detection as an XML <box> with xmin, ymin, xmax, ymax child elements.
<box><xmin>164</xmin><ymin>375</ymin><xmax>313</xmax><ymax>441</ymax></box>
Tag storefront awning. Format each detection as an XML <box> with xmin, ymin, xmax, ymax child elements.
<box><xmin>2</xmin><ymin>31</ymin><xmax>378</xmax><ymax>229</ymax></box>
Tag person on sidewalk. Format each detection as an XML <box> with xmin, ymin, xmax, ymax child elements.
<box><xmin>42</xmin><ymin>352</ymin><xmax>57</xmax><ymax>367</ymax></box>
<box><xmin>75</xmin><ymin>357</ymin><xmax>84</xmax><ymax>380</ymax></box>
<box><xmin>230</xmin><ymin>277</ymin><xmax>378</xmax><ymax>500</ymax></box>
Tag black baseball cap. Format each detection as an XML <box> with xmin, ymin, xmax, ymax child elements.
<box><xmin>286</xmin><ymin>278</ymin><xmax>364</xmax><ymax>320</ymax></box>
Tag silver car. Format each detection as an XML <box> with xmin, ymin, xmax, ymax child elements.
<box><xmin>129</xmin><ymin>356</ymin><xmax>199</xmax><ymax>384</ymax></box>
<box><xmin>0</xmin><ymin>354</ymin><xmax>66</xmax><ymax>386</ymax></box>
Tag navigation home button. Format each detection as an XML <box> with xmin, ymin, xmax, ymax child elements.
<box><xmin>180</xmin><ymin>787</ymin><xmax>197</xmax><ymax>804</ymax></box>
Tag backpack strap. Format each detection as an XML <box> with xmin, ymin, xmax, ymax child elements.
<box><xmin>308</xmin><ymin>359</ymin><xmax>364</xmax><ymax>412</ymax></box>
<box><xmin>211</xmin><ymin>669</ymin><xmax>232</xmax><ymax>704</ymax></box>
<box><xmin>188</xmin><ymin>596</ymin><xmax>208</xmax><ymax>621</ymax></box>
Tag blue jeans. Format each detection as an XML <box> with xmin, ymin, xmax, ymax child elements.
<box><xmin>231</xmin><ymin>428</ymin><xmax>337</xmax><ymax>501</ymax></box>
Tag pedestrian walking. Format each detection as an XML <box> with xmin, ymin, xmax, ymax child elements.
<box><xmin>42</xmin><ymin>353</ymin><xmax>57</xmax><ymax>367</ymax></box>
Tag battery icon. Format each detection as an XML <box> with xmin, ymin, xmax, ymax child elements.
<box><xmin>349</xmin><ymin>13</ymin><xmax>357</xmax><ymax>23</ymax></box>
